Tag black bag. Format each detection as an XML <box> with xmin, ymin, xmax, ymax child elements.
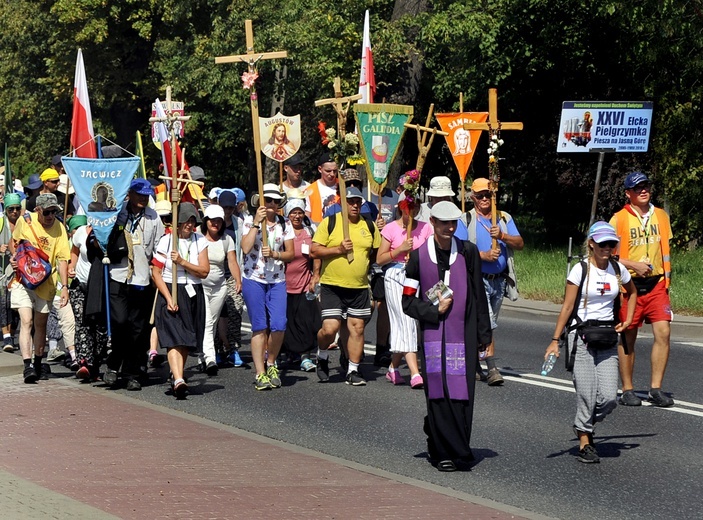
<box><xmin>632</xmin><ymin>275</ymin><xmax>662</xmax><ymax>295</ymax></box>
<box><xmin>577</xmin><ymin>323</ymin><xmax>619</xmax><ymax>350</ymax></box>
<box><xmin>106</xmin><ymin>225</ymin><xmax>129</xmax><ymax>263</ymax></box>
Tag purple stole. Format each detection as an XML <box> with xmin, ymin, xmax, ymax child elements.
<box><xmin>419</xmin><ymin>238</ymin><xmax>469</xmax><ymax>400</ymax></box>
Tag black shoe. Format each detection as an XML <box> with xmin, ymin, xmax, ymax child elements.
<box><xmin>23</xmin><ymin>366</ymin><xmax>37</xmax><ymax>384</ymax></box>
<box><xmin>126</xmin><ymin>378</ymin><xmax>142</xmax><ymax>391</ymax></box>
<box><xmin>36</xmin><ymin>363</ymin><xmax>50</xmax><ymax>381</ymax></box>
<box><xmin>577</xmin><ymin>444</ymin><xmax>600</xmax><ymax>463</ymax></box>
<box><xmin>373</xmin><ymin>353</ymin><xmax>392</xmax><ymax>368</ymax></box>
<box><xmin>648</xmin><ymin>388</ymin><xmax>674</xmax><ymax>407</ymax></box>
<box><xmin>174</xmin><ymin>380</ymin><xmax>188</xmax><ymax>400</ymax></box>
<box><xmin>486</xmin><ymin>367</ymin><xmax>504</xmax><ymax>386</ymax></box>
<box><xmin>345</xmin><ymin>370</ymin><xmax>367</xmax><ymax>386</ymax></box>
<box><xmin>104</xmin><ymin>369</ymin><xmax>118</xmax><ymax>387</ymax></box>
<box><xmin>620</xmin><ymin>390</ymin><xmax>642</xmax><ymax>406</ymax></box>
<box><xmin>205</xmin><ymin>361</ymin><xmax>219</xmax><ymax>376</ymax></box>
<box><xmin>437</xmin><ymin>460</ymin><xmax>457</xmax><ymax>472</ymax></box>
<box><xmin>316</xmin><ymin>357</ymin><xmax>329</xmax><ymax>382</ymax></box>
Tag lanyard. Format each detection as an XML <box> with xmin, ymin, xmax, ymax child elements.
<box><xmin>127</xmin><ymin>210</ymin><xmax>144</xmax><ymax>234</ymax></box>
<box><xmin>633</xmin><ymin>205</ymin><xmax>653</xmax><ymax>258</ymax></box>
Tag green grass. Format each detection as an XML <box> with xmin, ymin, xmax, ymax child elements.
<box><xmin>514</xmin><ymin>247</ymin><xmax>703</xmax><ymax>316</ymax></box>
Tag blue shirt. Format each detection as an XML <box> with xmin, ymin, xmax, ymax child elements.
<box><xmin>473</xmin><ymin>213</ymin><xmax>520</xmax><ymax>274</ymax></box>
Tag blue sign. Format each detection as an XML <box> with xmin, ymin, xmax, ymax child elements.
<box><xmin>62</xmin><ymin>157</ymin><xmax>140</xmax><ymax>249</ymax></box>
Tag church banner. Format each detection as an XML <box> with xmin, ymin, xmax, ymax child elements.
<box><xmin>62</xmin><ymin>156</ymin><xmax>140</xmax><ymax>250</ymax></box>
<box><xmin>354</xmin><ymin>104</ymin><xmax>413</xmax><ymax>187</ymax></box>
<box><xmin>436</xmin><ymin>112</ymin><xmax>488</xmax><ymax>180</ymax></box>
<box><xmin>557</xmin><ymin>101</ymin><xmax>653</xmax><ymax>153</ymax></box>
<box><xmin>258</xmin><ymin>113</ymin><xmax>301</xmax><ymax>162</ymax></box>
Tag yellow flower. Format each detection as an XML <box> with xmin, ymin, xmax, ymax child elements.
<box><xmin>489</xmin><ymin>156</ymin><xmax>496</xmax><ymax>163</ymax></box>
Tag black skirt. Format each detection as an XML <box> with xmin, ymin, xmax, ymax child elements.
<box><xmin>283</xmin><ymin>292</ymin><xmax>321</xmax><ymax>354</ymax></box>
<box><xmin>155</xmin><ymin>283</ymin><xmax>206</xmax><ymax>351</ymax></box>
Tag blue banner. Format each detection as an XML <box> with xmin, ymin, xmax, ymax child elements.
<box><xmin>62</xmin><ymin>157</ymin><xmax>140</xmax><ymax>249</ymax></box>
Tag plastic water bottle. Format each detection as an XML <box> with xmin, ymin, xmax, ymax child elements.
<box><xmin>306</xmin><ymin>283</ymin><xmax>321</xmax><ymax>301</ymax></box>
<box><xmin>541</xmin><ymin>353</ymin><xmax>557</xmax><ymax>376</ymax></box>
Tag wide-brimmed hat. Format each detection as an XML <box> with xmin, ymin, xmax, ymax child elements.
<box><xmin>430</xmin><ymin>201</ymin><xmax>462</xmax><ymax>221</ymax></box>
<box><xmin>25</xmin><ymin>174</ymin><xmax>42</xmax><ymax>190</ymax></box>
<box><xmin>178</xmin><ymin>202</ymin><xmax>201</xmax><ymax>224</ymax></box>
<box><xmin>426</xmin><ymin>176</ymin><xmax>454</xmax><ymax>198</ymax></box>
<box><xmin>251</xmin><ymin>183</ymin><xmax>287</xmax><ymax>208</ymax></box>
<box><xmin>154</xmin><ymin>200</ymin><xmax>172</xmax><ymax>217</ymax></box>
<box><xmin>57</xmin><ymin>173</ymin><xmax>75</xmax><ymax>195</ymax></box>
<box><xmin>588</xmin><ymin>221</ymin><xmax>620</xmax><ymax>244</ymax></box>
<box><xmin>35</xmin><ymin>193</ymin><xmax>61</xmax><ymax>211</ymax></box>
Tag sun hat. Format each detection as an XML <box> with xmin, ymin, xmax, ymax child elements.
<box><xmin>470</xmin><ymin>178</ymin><xmax>491</xmax><ymax>194</ymax></box>
<box><xmin>154</xmin><ymin>200</ymin><xmax>172</xmax><ymax>216</ymax></box>
<box><xmin>178</xmin><ymin>202</ymin><xmax>201</xmax><ymax>224</ymax></box>
<box><xmin>430</xmin><ymin>201</ymin><xmax>462</xmax><ymax>221</ymax></box>
<box><xmin>25</xmin><ymin>174</ymin><xmax>43</xmax><ymax>190</ymax></box>
<box><xmin>204</xmin><ymin>204</ymin><xmax>225</xmax><ymax>220</ymax></box>
<box><xmin>251</xmin><ymin>183</ymin><xmax>287</xmax><ymax>208</ymax></box>
<box><xmin>284</xmin><ymin>199</ymin><xmax>306</xmax><ymax>217</ymax></box>
<box><xmin>624</xmin><ymin>171</ymin><xmax>650</xmax><ymax>190</ymax></box>
<box><xmin>588</xmin><ymin>221</ymin><xmax>620</xmax><ymax>244</ymax></box>
<box><xmin>57</xmin><ymin>173</ymin><xmax>75</xmax><ymax>195</ymax></box>
<box><xmin>426</xmin><ymin>176</ymin><xmax>454</xmax><ymax>198</ymax></box>
<box><xmin>35</xmin><ymin>193</ymin><xmax>61</xmax><ymax>211</ymax></box>
<box><xmin>39</xmin><ymin>168</ymin><xmax>60</xmax><ymax>182</ymax></box>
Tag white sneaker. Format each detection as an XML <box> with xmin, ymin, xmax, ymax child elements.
<box><xmin>47</xmin><ymin>349</ymin><xmax>66</xmax><ymax>362</ymax></box>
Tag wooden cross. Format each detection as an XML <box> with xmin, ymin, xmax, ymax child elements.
<box><xmin>149</xmin><ymin>86</ymin><xmax>191</xmax><ymax>304</ymax></box>
<box><xmin>314</xmin><ymin>77</ymin><xmax>362</xmax><ymax>263</ymax></box>
<box><xmin>215</xmin><ymin>20</ymin><xmax>287</xmax><ymax>246</ymax></box>
<box><xmin>463</xmin><ymin>88</ymin><xmax>523</xmax><ymax>248</ymax></box>
<box><xmin>402</xmin><ymin>103</ymin><xmax>449</xmax><ymax>231</ymax></box>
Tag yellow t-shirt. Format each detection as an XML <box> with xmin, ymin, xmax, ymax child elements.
<box><xmin>609</xmin><ymin>208</ymin><xmax>666</xmax><ymax>277</ymax></box>
<box><xmin>13</xmin><ymin>212</ymin><xmax>71</xmax><ymax>301</ymax></box>
<box><xmin>314</xmin><ymin>216</ymin><xmax>381</xmax><ymax>289</ymax></box>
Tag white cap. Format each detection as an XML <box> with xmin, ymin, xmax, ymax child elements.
<box><xmin>208</xmin><ymin>187</ymin><xmax>222</xmax><ymax>200</ymax></box>
<box><xmin>204</xmin><ymin>204</ymin><xmax>225</xmax><ymax>220</ymax></box>
<box><xmin>430</xmin><ymin>201</ymin><xmax>462</xmax><ymax>221</ymax></box>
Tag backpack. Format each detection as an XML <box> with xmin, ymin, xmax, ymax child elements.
<box><xmin>14</xmin><ymin>213</ymin><xmax>54</xmax><ymax>291</ymax></box>
<box><xmin>562</xmin><ymin>258</ymin><xmax>622</xmax><ymax>371</ymax></box>
<box><xmin>327</xmin><ymin>212</ymin><xmax>376</xmax><ymax>239</ymax></box>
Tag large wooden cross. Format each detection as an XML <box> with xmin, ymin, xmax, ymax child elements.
<box><xmin>314</xmin><ymin>77</ymin><xmax>362</xmax><ymax>263</ymax></box>
<box><xmin>149</xmin><ymin>86</ymin><xmax>191</xmax><ymax>304</ymax></box>
<box><xmin>215</xmin><ymin>20</ymin><xmax>287</xmax><ymax>246</ymax></box>
<box><xmin>463</xmin><ymin>88</ymin><xmax>523</xmax><ymax>248</ymax></box>
<box><xmin>403</xmin><ymin>103</ymin><xmax>448</xmax><ymax>231</ymax></box>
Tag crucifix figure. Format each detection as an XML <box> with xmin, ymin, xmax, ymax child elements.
<box><xmin>149</xmin><ymin>85</ymin><xmax>191</xmax><ymax>304</ymax></box>
<box><xmin>215</xmin><ymin>19</ymin><xmax>287</xmax><ymax>245</ymax></box>
<box><xmin>463</xmin><ymin>88</ymin><xmax>523</xmax><ymax>248</ymax></box>
<box><xmin>315</xmin><ymin>77</ymin><xmax>362</xmax><ymax>262</ymax></box>
<box><xmin>402</xmin><ymin>103</ymin><xmax>448</xmax><ymax>232</ymax></box>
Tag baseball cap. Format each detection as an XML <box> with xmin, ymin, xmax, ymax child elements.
<box><xmin>208</xmin><ymin>187</ymin><xmax>222</xmax><ymax>200</ymax></box>
<box><xmin>470</xmin><ymin>178</ymin><xmax>491</xmax><ymax>193</ymax></box>
<box><xmin>230</xmin><ymin>187</ymin><xmax>246</xmax><ymax>204</ymax></box>
<box><xmin>67</xmin><ymin>215</ymin><xmax>88</xmax><ymax>233</ymax></box>
<box><xmin>178</xmin><ymin>202</ymin><xmax>201</xmax><ymax>224</ymax></box>
<box><xmin>342</xmin><ymin>169</ymin><xmax>362</xmax><ymax>183</ymax></box>
<box><xmin>189</xmin><ymin>166</ymin><xmax>205</xmax><ymax>181</ymax></box>
<box><xmin>426</xmin><ymin>176</ymin><xmax>454</xmax><ymax>198</ymax></box>
<box><xmin>284</xmin><ymin>155</ymin><xmax>304</xmax><ymax>167</ymax></box>
<box><xmin>129</xmin><ymin>178</ymin><xmax>155</xmax><ymax>196</ymax></box>
<box><xmin>430</xmin><ymin>201</ymin><xmax>462</xmax><ymax>221</ymax></box>
<box><xmin>624</xmin><ymin>171</ymin><xmax>650</xmax><ymax>189</ymax></box>
<box><xmin>204</xmin><ymin>204</ymin><xmax>225</xmax><ymax>220</ymax></box>
<box><xmin>345</xmin><ymin>187</ymin><xmax>363</xmax><ymax>199</ymax></box>
<box><xmin>51</xmin><ymin>155</ymin><xmax>62</xmax><ymax>166</ymax></box>
<box><xmin>218</xmin><ymin>190</ymin><xmax>237</xmax><ymax>208</ymax></box>
<box><xmin>318</xmin><ymin>152</ymin><xmax>335</xmax><ymax>166</ymax></box>
<box><xmin>40</xmin><ymin>168</ymin><xmax>60</xmax><ymax>182</ymax></box>
<box><xmin>588</xmin><ymin>221</ymin><xmax>620</xmax><ymax>244</ymax></box>
<box><xmin>35</xmin><ymin>193</ymin><xmax>60</xmax><ymax>211</ymax></box>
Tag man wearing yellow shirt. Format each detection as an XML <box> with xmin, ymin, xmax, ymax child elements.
<box><xmin>610</xmin><ymin>172</ymin><xmax>674</xmax><ymax>407</ymax></box>
<box><xmin>312</xmin><ymin>187</ymin><xmax>381</xmax><ymax>386</ymax></box>
<box><xmin>10</xmin><ymin>193</ymin><xmax>70</xmax><ymax>383</ymax></box>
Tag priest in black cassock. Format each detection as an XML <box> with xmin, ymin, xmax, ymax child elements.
<box><xmin>402</xmin><ymin>201</ymin><xmax>492</xmax><ymax>471</ymax></box>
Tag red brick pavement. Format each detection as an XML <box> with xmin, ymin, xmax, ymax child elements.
<box><xmin>0</xmin><ymin>377</ymin><xmax>530</xmax><ymax>519</ymax></box>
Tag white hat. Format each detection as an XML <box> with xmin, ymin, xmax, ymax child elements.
<box><xmin>251</xmin><ymin>183</ymin><xmax>287</xmax><ymax>208</ymax></box>
<box><xmin>57</xmin><ymin>173</ymin><xmax>75</xmax><ymax>195</ymax></box>
<box><xmin>154</xmin><ymin>200</ymin><xmax>172</xmax><ymax>216</ymax></box>
<box><xmin>204</xmin><ymin>204</ymin><xmax>225</xmax><ymax>220</ymax></box>
<box><xmin>208</xmin><ymin>187</ymin><xmax>222</xmax><ymax>200</ymax></box>
<box><xmin>284</xmin><ymin>198</ymin><xmax>306</xmax><ymax>217</ymax></box>
<box><xmin>426</xmin><ymin>176</ymin><xmax>454</xmax><ymax>198</ymax></box>
<box><xmin>430</xmin><ymin>201</ymin><xmax>462</xmax><ymax>221</ymax></box>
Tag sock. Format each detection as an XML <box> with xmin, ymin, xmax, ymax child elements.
<box><xmin>266</xmin><ymin>362</ymin><xmax>275</xmax><ymax>369</ymax></box>
<box><xmin>317</xmin><ymin>348</ymin><xmax>329</xmax><ymax>360</ymax></box>
<box><xmin>388</xmin><ymin>366</ymin><xmax>397</xmax><ymax>373</ymax></box>
<box><xmin>23</xmin><ymin>359</ymin><xmax>31</xmax><ymax>368</ymax></box>
<box><xmin>3</xmin><ymin>333</ymin><xmax>11</xmax><ymax>341</ymax></box>
<box><xmin>485</xmin><ymin>356</ymin><xmax>497</xmax><ymax>370</ymax></box>
<box><xmin>348</xmin><ymin>361</ymin><xmax>359</xmax><ymax>375</ymax></box>
<box><xmin>49</xmin><ymin>340</ymin><xmax>58</xmax><ymax>350</ymax></box>
<box><xmin>69</xmin><ymin>349</ymin><xmax>77</xmax><ymax>361</ymax></box>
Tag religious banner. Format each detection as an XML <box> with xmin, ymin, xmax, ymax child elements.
<box><xmin>436</xmin><ymin>112</ymin><xmax>488</xmax><ymax>180</ymax></box>
<box><xmin>151</xmin><ymin>100</ymin><xmax>185</xmax><ymax>147</ymax></box>
<box><xmin>62</xmin><ymin>156</ymin><xmax>140</xmax><ymax>250</ymax></box>
<box><xmin>557</xmin><ymin>101</ymin><xmax>653</xmax><ymax>153</ymax></box>
<box><xmin>258</xmin><ymin>113</ymin><xmax>301</xmax><ymax>162</ymax></box>
<box><xmin>353</xmin><ymin>104</ymin><xmax>413</xmax><ymax>188</ymax></box>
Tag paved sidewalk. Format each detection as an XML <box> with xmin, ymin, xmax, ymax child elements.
<box><xmin>0</xmin><ymin>374</ymin><xmax>538</xmax><ymax>520</ymax></box>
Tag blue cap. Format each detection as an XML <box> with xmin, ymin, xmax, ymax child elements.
<box><xmin>129</xmin><ymin>178</ymin><xmax>154</xmax><ymax>196</ymax></box>
<box><xmin>588</xmin><ymin>221</ymin><xmax>619</xmax><ymax>244</ymax></box>
<box><xmin>345</xmin><ymin>187</ymin><xmax>363</xmax><ymax>199</ymax></box>
<box><xmin>624</xmin><ymin>171</ymin><xmax>650</xmax><ymax>189</ymax></box>
<box><xmin>218</xmin><ymin>190</ymin><xmax>237</xmax><ymax>207</ymax></box>
<box><xmin>230</xmin><ymin>187</ymin><xmax>245</xmax><ymax>204</ymax></box>
<box><xmin>26</xmin><ymin>174</ymin><xmax>42</xmax><ymax>190</ymax></box>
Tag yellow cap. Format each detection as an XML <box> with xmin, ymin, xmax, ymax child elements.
<box><xmin>40</xmin><ymin>168</ymin><xmax>60</xmax><ymax>182</ymax></box>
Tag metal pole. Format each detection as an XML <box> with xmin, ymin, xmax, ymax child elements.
<box><xmin>587</xmin><ymin>148</ymin><xmax>614</xmax><ymax>227</ymax></box>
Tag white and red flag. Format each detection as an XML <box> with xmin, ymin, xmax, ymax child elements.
<box><xmin>358</xmin><ymin>10</ymin><xmax>376</xmax><ymax>104</ymax></box>
<box><xmin>70</xmin><ymin>49</ymin><xmax>97</xmax><ymax>158</ymax></box>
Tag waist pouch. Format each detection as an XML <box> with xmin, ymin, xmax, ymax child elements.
<box><xmin>577</xmin><ymin>323</ymin><xmax>618</xmax><ymax>350</ymax></box>
<box><xmin>633</xmin><ymin>275</ymin><xmax>662</xmax><ymax>295</ymax></box>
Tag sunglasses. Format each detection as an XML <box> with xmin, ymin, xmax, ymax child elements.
<box><xmin>5</xmin><ymin>206</ymin><xmax>20</xmax><ymax>212</ymax></box>
<box><xmin>346</xmin><ymin>181</ymin><xmax>362</xmax><ymax>189</ymax></box>
<box><xmin>347</xmin><ymin>198</ymin><xmax>363</xmax><ymax>205</ymax></box>
<box><xmin>263</xmin><ymin>197</ymin><xmax>279</xmax><ymax>204</ymax></box>
<box><xmin>473</xmin><ymin>192</ymin><xmax>491</xmax><ymax>200</ymax></box>
<box><xmin>42</xmin><ymin>209</ymin><xmax>58</xmax><ymax>216</ymax></box>
<box><xmin>630</xmin><ymin>183</ymin><xmax>651</xmax><ymax>193</ymax></box>
<box><xmin>46</xmin><ymin>179</ymin><xmax>60</xmax><ymax>184</ymax></box>
<box><xmin>595</xmin><ymin>240</ymin><xmax>618</xmax><ymax>249</ymax></box>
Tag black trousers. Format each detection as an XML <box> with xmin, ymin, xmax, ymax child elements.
<box><xmin>106</xmin><ymin>280</ymin><xmax>154</xmax><ymax>376</ymax></box>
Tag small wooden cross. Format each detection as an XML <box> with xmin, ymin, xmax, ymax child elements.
<box><xmin>315</xmin><ymin>77</ymin><xmax>362</xmax><ymax>263</ymax></box>
<box><xmin>149</xmin><ymin>86</ymin><xmax>191</xmax><ymax>304</ymax></box>
<box><xmin>215</xmin><ymin>20</ymin><xmax>287</xmax><ymax>246</ymax></box>
<box><xmin>402</xmin><ymin>103</ymin><xmax>448</xmax><ymax>231</ymax></box>
<box><xmin>463</xmin><ymin>88</ymin><xmax>523</xmax><ymax>248</ymax></box>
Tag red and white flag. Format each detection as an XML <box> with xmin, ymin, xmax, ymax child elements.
<box><xmin>358</xmin><ymin>10</ymin><xmax>376</xmax><ymax>104</ymax></box>
<box><xmin>70</xmin><ymin>49</ymin><xmax>97</xmax><ymax>158</ymax></box>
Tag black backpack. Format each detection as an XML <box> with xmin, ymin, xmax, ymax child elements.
<box><xmin>326</xmin><ymin>212</ymin><xmax>376</xmax><ymax>238</ymax></box>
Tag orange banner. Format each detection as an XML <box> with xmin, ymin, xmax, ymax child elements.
<box><xmin>436</xmin><ymin>112</ymin><xmax>488</xmax><ymax>180</ymax></box>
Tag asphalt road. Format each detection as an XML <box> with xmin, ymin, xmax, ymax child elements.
<box><xmin>53</xmin><ymin>309</ymin><xmax>703</xmax><ymax>520</ymax></box>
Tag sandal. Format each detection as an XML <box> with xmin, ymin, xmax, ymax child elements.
<box><xmin>437</xmin><ymin>460</ymin><xmax>457</xmax><ymax>472</ymax></box>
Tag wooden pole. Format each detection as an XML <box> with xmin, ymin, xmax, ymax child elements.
<box><xmin>279</xmin><ymin>162</ymin><xmax>284</xmax><ymax>192</ymax></box>
<box><xmin>170</xmin><ymin>121</ymin><xmax>179</xmax><ymax>306</ymax></box>
<box><xmin>459</xmin><ymin>92</ymin><xmax>465</xmax><ymax>213</ymax></box>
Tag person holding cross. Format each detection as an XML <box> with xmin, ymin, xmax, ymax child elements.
<box><xmin>306</xmin><ymin>153</ymin><xmax>339</xmax><ymax>224</ymax></box>
<box><xmin>467</xmin><ymin>178</ymin><xmax>524</xmax><ymax>386</ymax></box>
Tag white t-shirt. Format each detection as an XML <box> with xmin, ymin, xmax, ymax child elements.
<box><xmin>71</xmin><ymin>226</ymin><xmax>91</xmax><ymax>284</ymax></box>
<box><xmin>203</xmin><ymin>235</ymin><xmax>235</xmax><ymax>288</ymax></box>
<box><xmin>567</xmin><ymin>260</ymin><xmax>631</xmax><ymax>322</ymax></box>
<box><xmin>241</xmin><ymin>215</ymin><xmax>294</xmax><ymax>284</ymax></box>
<box><xmin>153</xmin><ymin>232</ymin><xmax>209</xmax><ymax>284</ymax></box>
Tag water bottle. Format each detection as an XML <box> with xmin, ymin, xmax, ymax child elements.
<box><xmin>541</xmin><ymin>353</ymin><xmax>557</xmax><ymax>376</ymax></box>
<box><xmin>306</xmin><ymin>283</ymin><xmax>321</xmax><ymax>300</ymax></box>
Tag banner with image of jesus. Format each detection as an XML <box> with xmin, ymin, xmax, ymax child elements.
<box><xmin>62</xmin><ymin>156</ymin><xmax>140</xmax><ymax>250</ymax></box>
<box><xmin>258</xmin><ymin>113</ymin><xmax>301</xmax><ymax>162</ymax></box>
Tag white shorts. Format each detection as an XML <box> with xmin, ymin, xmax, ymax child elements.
<box><xmin>10</xmin><ymin>284</ymin><xmax>53</xmax><ymax>314</ymax></box>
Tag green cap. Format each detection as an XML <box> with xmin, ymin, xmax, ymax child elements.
<box><xmin>4</xmin><ymin>193</ymin><xmax>21</xmax><ymax>208</ymax></box>
<box><xmin>67</xmin><ymin>215</ymin><xmax>88</xmax><ymax>232</ymax></box>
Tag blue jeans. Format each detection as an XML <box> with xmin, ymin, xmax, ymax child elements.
<box><xmin>482</xmin><ymin>276</ymin><xmax>507</xmax><ymax>330</ymax></box>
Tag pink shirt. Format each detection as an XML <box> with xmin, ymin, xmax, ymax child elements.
<box><xmin>380</xmin><ymin>220</ymin><xmax>433</xmax><ymax>262</ymax></box>
<box><xmin>285</xmin><ymin>227</ymin><xmax>315</xmax><ymax>294</ymax></box>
